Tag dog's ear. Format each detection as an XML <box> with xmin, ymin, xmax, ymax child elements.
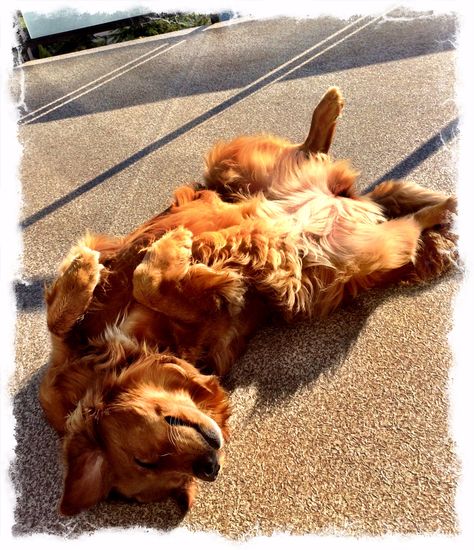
<box><xmin>59</xmin><ymin>406</ymin><xmax>112</xmax><ymax>515</ymax></box>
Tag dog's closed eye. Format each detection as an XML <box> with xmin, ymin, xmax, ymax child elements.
<box><xmin>134</xmin><ymin>457</ymin><xmax>161</xmax><ymax>469</ymax></box>
<box><xmin>165</xmin><ymin>415</ymin><xmax>222</xmax><ymax>450</ymax></box>
<box><xmin>134</xmin><ymin>452</ymin><xmax>173</xmax><ymax>469</ymax></box>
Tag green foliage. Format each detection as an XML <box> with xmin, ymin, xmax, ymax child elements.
<box><xmin>35</xmin><ymin>13</ymin><xmax>211</xmax><ymax>59</ymax></box>
<box><xmin>37</xmin><ymin>34</ymin><xmax>107</xmax><ymax>58</ymax></box>
<box><xmin>37</xmin><ymin>44</ymin><xmax>52</xmax><ymax>58</ymax></box>
<box><xmin>17</xmin><ymin>14</ymin><xmax>27</xmax><ymax>30</ymax></box>
<box><xmin>108</xmin><ymin>13</ymin><xmax>210</xmax><ymax>43</ymax></box>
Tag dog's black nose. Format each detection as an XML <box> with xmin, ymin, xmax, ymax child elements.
<box><xmin>193</xmin><ymin>453</ymin><xmax>220</xmax><ymax>481</ymax></box>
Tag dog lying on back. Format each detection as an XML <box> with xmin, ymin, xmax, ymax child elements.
<box><xmin>39</xmin><ymin>88</ymin><xmax>457</xmax><ymax>515</ymax></box>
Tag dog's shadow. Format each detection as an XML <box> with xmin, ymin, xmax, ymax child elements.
<box><xmin>223</xmin><ymin>285</ymin><xmax>397</xmax><ymax>409</ymax></box>
<box><xmin>11</xmin><ymin>275</ymin><xmax>457</xmax><ymax>536</ymax></box>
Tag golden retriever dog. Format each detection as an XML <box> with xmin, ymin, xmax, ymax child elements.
<box><xmin>39</xmin><ymin>87</ymin><xmax>457</xmax><ymax>516</ymax></box>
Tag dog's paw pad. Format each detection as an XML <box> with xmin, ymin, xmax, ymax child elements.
<box><xmin>443</xmin><ymin>197</ymin><xmax>457</xmax><ymax>215</ymax></box>
<box><xmin>413</xmin><ymin>230</ymin><xmax>459</xmax><ymax>280</ymax></box>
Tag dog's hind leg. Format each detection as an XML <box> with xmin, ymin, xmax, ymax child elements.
<box><xmin>340</xmin><ymin>196</ymin><xmax>458</xmax><ymax>300</ymax></box>
<box><xmin>300</xmin><ymin>86</ymin><xmax>345</xmax><ymax>155</ymax></box>
<box><xmin>355</xmin><ymin>182</ymin><xmax>458</xmax><ymax>285</ymax></box>
<box><xmin>362</xmin><ymin>180</ymin><xmax>451</xmax><ymax>219</ymax></box>
<box><xmin>345</xmin><ymin>197</ymin><xmax>456</xmax><ymax>275</ymax></box>
<box><xmin>204</xmin><ymin>88</ymin><xmax>344</xmax><ymax>196</ymax></box>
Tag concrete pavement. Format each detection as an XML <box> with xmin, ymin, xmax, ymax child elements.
<box><xmin>11</xmin><ymin>9</ymin><xmax>460</xmax><ymax>538</ymax></box>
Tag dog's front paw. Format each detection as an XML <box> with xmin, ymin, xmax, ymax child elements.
<box><xmin>57</xmin><ymin>245</ymin><xmax>104</xmax><ymax>296</ymax></box>
<box><xmin>46</xmin><ymin>245</ymin><xmax>104</xmax><ymax>336</ymax></box>
<box><xmin>145</xmin><ymin>227</ymin><xmax>193</xmax><ymax>281</ymax></box>
<box><xmin>133</xmin><ymin>227</ymin><xmax>193</xmax><ymax>306</ymax></box>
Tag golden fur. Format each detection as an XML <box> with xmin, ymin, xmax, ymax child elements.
<box><xmin>39</xmin><ymin>87</ymin><xmax>457</xmax><ymax>515</ymax></box>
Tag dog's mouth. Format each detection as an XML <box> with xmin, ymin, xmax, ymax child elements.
<box><xmin>164</xmin><ymin>415</ymin><xmax>223</xmax><ymax>450</ymax></box>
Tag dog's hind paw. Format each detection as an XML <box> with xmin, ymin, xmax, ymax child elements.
<box><xmin>414</xmin><ymin>197</ymin><xmax>457</xmax><ymax>231</ymax></box>
<box><xmin>301</xmin><ymin>86</ymin><xmax>345</xmax><ymax>155</ymax></box>
<box><xmin>318</xmin><ymin>86</ymin><xmax>345</xmax><ymax>122</ymax></box>
<box><xmin>408</xmin><ymin>229</ymin><xmax>459</xmax><ymax>284</ymax></box>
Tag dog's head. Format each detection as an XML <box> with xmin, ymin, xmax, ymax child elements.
<box><xmin>59</xmin><ymin>352</ymin><xmax>230</xmax><ymax>515</ymax></box>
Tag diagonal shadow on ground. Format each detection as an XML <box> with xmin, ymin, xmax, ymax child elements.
<box><xmin>19</xmin><ymin>12</ymin><xmax>457</xmax><ymax>230</ymax></box>
<box><xmin>20</xmin><ymin>116</ymin><xmax>459</xmax><ymax>231</ymax></box>
<box><xmin>365</xmin><ymin>118</ymin><xmax>459</xmax><ymax>192</ymax></box>
<box><xmin>21</xmin><ymin>13</ymin><xmax>456</xmax><ymax>125</ymax></box>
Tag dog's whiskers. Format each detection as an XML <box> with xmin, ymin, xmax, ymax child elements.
<box><xmin>167</xmin><ymin>425</ymin><xmax>179</xmax><ymax>448</ymax></box>
<box><xmin>167</xmin><ymin>424</ymin><xmax>189</xmax><ymax>450</ymax></box>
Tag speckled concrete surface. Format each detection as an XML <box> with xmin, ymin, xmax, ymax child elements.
<box><xmin>11</xmin><ymin>10</ymin><xmax>460</xmax><ymax>539</ymax></box>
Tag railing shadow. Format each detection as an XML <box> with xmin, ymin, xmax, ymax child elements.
<box><xmin>20</xmin><ymin>115</ymin><xmax>459</xmax><ymax>231</ymax></box>
<box><xmin>19</xmin><ymin>12</ymin><xmax>457</xmax><ymax>230</ymax></box>
<box><xmin>14</xmin><ymin>277</ymin><xmax>53</xmax><ymax>311</ymax></box>
<box><xmin>366</xmin><ymin>118</ymin><xmax>459</xmax><ymax>192</ymax></box>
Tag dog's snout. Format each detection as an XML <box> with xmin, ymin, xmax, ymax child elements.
<box><xmin>195</xmin><ymin>423</ymin><xmax>222</xmax><ymax>450</ymax></box>
<box><xmin>165</xmin><ymin>415</ymin><xmax>223</xmax><ymax>450</ymax></box>
<box><xmin>164</xmin><ymin>415</ymin><xmax>190</xmax><ymax>428</ymax></box>
<box><xmin>193</xmin><ymin>453</ymin><xmax>220</xmax><ymax>481</ymax></box>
